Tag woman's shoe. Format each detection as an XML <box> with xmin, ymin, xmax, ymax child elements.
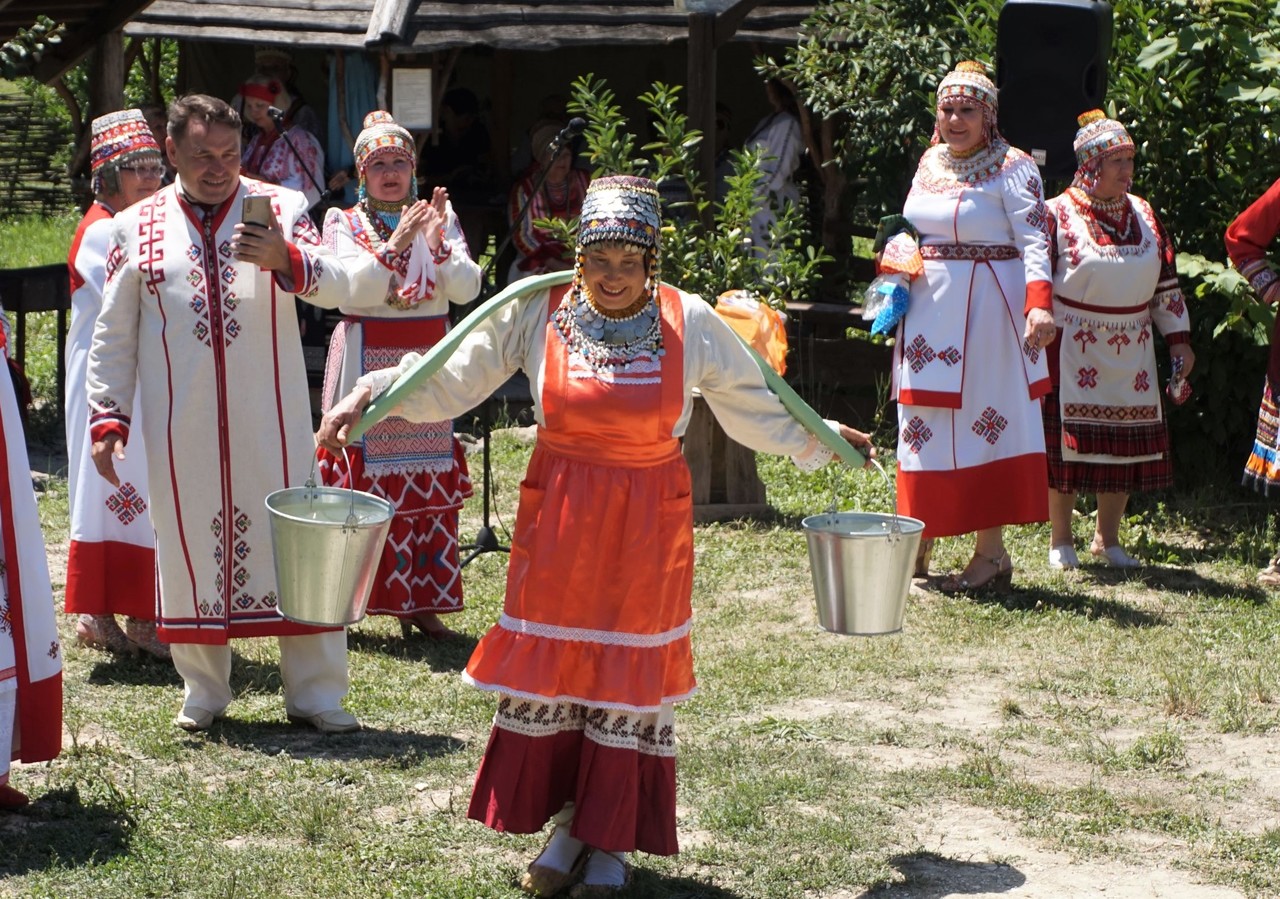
<box><xmin>914</xmin><ymin>537</ymin><xmax>935</xmax><ymax>578</ymax></box>
<box><xmin>568</xmin><ymin>852</ymin><xmax>632</xmax><ymax>897</ymax></box>
<box><xmin>0</xmin><ymin>784</ymin><xmax>30</xmax><ymax>810</ymax></box>
<box><xmin>399</xmin><ymin>612</ymin><xmax>461</xmax><ymax>641</ymax></box>
<box><xmin>125</xmin><ymin>617</ymin><xmax>172</xmax><ymax>661</ymax></box>
<box><xmin>939</xmin><ymin>552</ymin><xmax>1013</xmax><ymax>595</ymax></box>
<box><xmin>1091</xmin><ymin>541</ymin><xmax>1140</xmax><ymax>568</ymax></box>
<box><xmin>520</xmin><ymin>831</ymin><xmax>590</xmax><ymax>897</ymax></box>
<box><xmin>75</xmin><ymin>615</ymin><xmax>135</xmax><ymax>655</ymax></box>
<box><xmin>1048</xmin><ymin>544</ymin><xmax>1080</xmax><ymax>570</ymax></box>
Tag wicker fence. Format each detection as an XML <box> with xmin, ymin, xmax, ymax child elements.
<box><xmin>0</xmin><ymin>95</ymin><xmax>74</xmax><ymax>219</ymax></box>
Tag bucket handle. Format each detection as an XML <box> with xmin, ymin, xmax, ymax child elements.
<box><xmin>306</xmin><ymin>445</ymin><xmax>363</xmax><ymax>532</ymax></box>
<box><xmin>827</xmin><ymin>456</ymin><xmax>905</xmax><ymax>540</ymax></box>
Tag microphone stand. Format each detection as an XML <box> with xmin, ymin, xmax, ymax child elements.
<box><xmin>268</xmin><ymin>111</ymin><xmax>329</xmax><ymax>212</ymax></box>
<box><xmin>459</xmin><ymin>133</ymin><xmax>576</xmax><ymax>568</ymax></box>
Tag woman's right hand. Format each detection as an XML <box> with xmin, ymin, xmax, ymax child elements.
<box><xmin>316</xmin><ymin>385</ymin><xmax>373</xmax><ymax>450</ymax></box>
<box><xmin>386</xmin><ymin>200</ymin><xmax>435</xmax><ymax>255</ymax></box>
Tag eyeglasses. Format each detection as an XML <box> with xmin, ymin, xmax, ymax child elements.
<box><xmin>121</xmin><ymin>164</ymin><xmax>166</xmax><ymax>178</ymax></box>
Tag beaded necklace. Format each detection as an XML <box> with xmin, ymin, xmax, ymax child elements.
<box><xmin>925</xmin><ymin>138</ymin><xmax>1011</xmax><ymax>186</ymax></box>
<box><xmin>552</xmin><ymin>282</ymin><xmax>664</xmax><ymax>373</ymax></box>
<box><xmin>353</xmin><ymin>195</ymin><xmax>407</xmax><ymax>249</ymax></box>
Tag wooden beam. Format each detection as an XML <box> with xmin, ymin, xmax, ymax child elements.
<box><xmin>688</xmin><ymin>11</ymin><xmax>716</xmax><ymax>227</ymax></box>
<box><xmin>30</xmin><ymin>0</ymin><xmax>157</xmax><ymax>83</ymax></box>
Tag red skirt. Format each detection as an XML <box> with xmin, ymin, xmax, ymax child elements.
<box><xmin>1042</xmin><ymin>388</ymin><xmax>1172</xmax><ymax>494</ymax></box>
<box><xmin>467</xmin><ymin>695</ymin><xmax>679</xmax><ymax>855</ymax></box>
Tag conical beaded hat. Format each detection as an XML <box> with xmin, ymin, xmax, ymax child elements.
<box><xmin>1073</xmin><ymin>109</ymin><xmax>1134</xmax><ymax>166</ymax></box>
<box><xmin>89</xmin><ymin>109</ymin><xmax>161</xmax><ymax>174</ymax></box>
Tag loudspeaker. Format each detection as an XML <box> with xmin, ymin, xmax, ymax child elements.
<box><xmin>996</xmin><ymin>0</ymin><xmax>1113</xmax><ymax>180</ymax></box>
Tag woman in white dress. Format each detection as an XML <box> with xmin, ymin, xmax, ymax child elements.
<box><xmin>882</xmin><ymin>61</ymin><xmax>1056</xmax><ymax>592</ymax></box>
<box><xmin>1042</xmin><ymin>111</ymin><xmax>1193</xmax><ymax>570</ymax></box>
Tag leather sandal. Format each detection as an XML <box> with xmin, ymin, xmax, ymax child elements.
<box><xmin>125</xmin><ymin>617</ymin><xmax>172</xmax><ymax>661</ymax></box>
<box><xmin>939</xmin><ymin>552</ymin><xmax>1013</xmax><ymax>595</ymax></box>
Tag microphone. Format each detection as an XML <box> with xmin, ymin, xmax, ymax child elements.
<box><xmin>547</xmin><ymin>117</ymin><xmax>587</xmax><ymax>155</ymax></box>
<box><xmin>267</xmin><ymin>106</ymin><xmax>287</xmax><ymax>126</ymax></box>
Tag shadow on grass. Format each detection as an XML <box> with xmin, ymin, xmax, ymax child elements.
<box><xmin>86</xmin><ymin>653</ymin><xmax>183</xmax><ymax>688</ymax></box>
<box><xmin>862</xmin><ymin>851</ymin><xmax>1026</xmax><ymax>896</ymax></box>
<box><xmin>206</xmin><ymin>720</ymin><xmax>467</xmax><ymax>763</ymax></box>
<box><xmin>1084</xmin><ymin>564</ymin><xmax>1273</xmax><ymax>604</ymax></box>
<box><xmin>0</xmin><ymin>785</ymin><xmax>132</xmax><ymax>877</ymax></box>
<box><xmin>952</xmin><ymin>584</ymin><xmax>1166</xmax><ymax>628</ymax></box>
<box><xmin>346</xmin><ymin>627</ymin><xmax>479</xmax><ymax>671</ymax></box>
<box><xmin>630</xmin><ymin>869</ymin><xmax>746</xmax><ymax>898</ymax></box>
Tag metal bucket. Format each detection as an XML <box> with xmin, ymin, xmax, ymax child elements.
<box><xmin>265</xmin><ymin>479</ymin><xmax>394</xmax><ymax>627</ymax></box>
<box><xmin>802</xmin><ymin>511</ymin><xmax>924</xmax><ymax>636</ymax></box>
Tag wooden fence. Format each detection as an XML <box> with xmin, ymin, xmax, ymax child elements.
<box><xmin>0</xmin><ymin>95</ymin><xmax>74</xmax><ymax>219</ymax></box>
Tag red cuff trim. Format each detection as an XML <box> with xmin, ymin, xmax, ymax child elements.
<box><xmin>1164</xmin><ymin>332</ymin><xmax>1191</xmax><ymax>346</ymax></box>
<box><xmin>89</xmin><ymin>420</ymin><xmax>129</xmax><ymax>445</ymax></box>
<box><xmin>1024</xmin><ymin>280</ymin><xmax>1053</xmax><ymax>314</ymax></box>
<box><xmin>432</xmin><ymin>238</ymin><xmax>453</xmax><ymax>265</ymax></box>
<box><xmin>274</xmin><ymin>242</ymin><xmax>306</xmax><ymax>292</ymax></box>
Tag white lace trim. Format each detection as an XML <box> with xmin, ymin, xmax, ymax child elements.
<box><xmin>497</xmin><ymin>613</ymin><xmax>691</xmax><ymax>647</ymax></box>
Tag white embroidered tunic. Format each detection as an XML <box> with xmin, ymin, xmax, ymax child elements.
<box><xmin>1046</xmin><ymin>188</ymin><xmax>1190</xmax><ymax>463</ymax></box>
<box><xmin>85</xmin><ymin>176</ymin><xmax>353</xmax><ymax>644</ymax></box>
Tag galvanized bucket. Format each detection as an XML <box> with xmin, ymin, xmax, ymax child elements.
<box><xmin>802</xmin><ymin>511</ymin><xmax>924</xmax><ymax>636</ymax></box>
<box><xmin>265</xmin><ymin>459</ymin><xmax>394</xmax><ymax>627</ymax></box>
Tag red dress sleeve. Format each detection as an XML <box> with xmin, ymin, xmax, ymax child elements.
<box><xmin>1226</xmin><ymin>177</ymin><xmax>1280</xmax><ymax>304</ymax></box>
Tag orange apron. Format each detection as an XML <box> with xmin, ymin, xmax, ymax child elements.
<box><xmin>464</xmin><ymin>285</ymin><xmax>696</xmax><ymax>711</ymax></box>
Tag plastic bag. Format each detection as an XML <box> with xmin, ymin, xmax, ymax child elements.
<box><xmin>715</xmin><ymin>290</ymin><xmax>789</xmax><ymax>375</ymax></box>
<box><xmin>862</xmin><ymin>275</ymin><xmax>910</xmax><ymax>335</ymax></box>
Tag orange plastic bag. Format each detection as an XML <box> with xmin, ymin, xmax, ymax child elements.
<box><xmin>715</xmin><ymin>290</ymin><xmax>788</xmax><ymax>376</ymax></box>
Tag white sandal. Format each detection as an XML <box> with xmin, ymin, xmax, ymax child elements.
<box><xmin>1091</xmin><ymin>543</ymin><xmax>1140</xmax><ymax>568</ymax></box>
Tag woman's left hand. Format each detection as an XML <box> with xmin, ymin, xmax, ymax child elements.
<box><xmin>1025</xmin><ymin>307</ymin><xmax>1056</xmax><ymax>349</ymax></box>
<box><xmin>837</xmin><ymin>423</ymin><xmax>878</xmax><ymax>468</ymax></box>
<box><xmin>316</xmin><ymin>385</ymin><xmax>373</xmax><ymax>451</ymax></box>
<box><xmin>1170</xmin><ymin>343</ymin><xmax>1196</xmax><ymax>378</ymax></box>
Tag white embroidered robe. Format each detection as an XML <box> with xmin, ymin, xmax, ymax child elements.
<box><xmin>894</xmin><ymin>145</ymin><xmax>1053</xmax><ymax>537</ymax></box>
<box><xmin>65</xmin><ymin>201</ymin><xmax>156</xmax><ymax>617</ymax></box>
<box><xmin>0</xmin><ymin>304</ymin><xmax>61</xmax><ymax>772</ymax></box>
<box><xmin>86</xmin><ymin>176</ymin><xmax>351</xmax><ymax>644</ymax></box>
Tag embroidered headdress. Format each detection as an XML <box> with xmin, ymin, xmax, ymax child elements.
<box><xmin>89</xmin><ymin>108</ymin><xmax>162</xmax><ymax>194</ymax></box>
<box><xmin>557</xmin><ymin>174</ymin><xmax>666</xmax><ymax>372</ymax></box>
<box><xmin>353</xmin><ymin>110</ymin><xmax>417</xmax><ymax>204</ymax></box>
<box><xmin>1071</xmin><ymin>109</ymin><xmax>1135</xmax><ymax>193</ymax></box>
<box><xmin>932</xmin><ymin>60</ymin><xmax>1001</xmax><ymax>148</ymax></box>
<box><xmin>577</xmin><ymin>174</ymin><xmax>662</xmax><ymax>253</ymax></box>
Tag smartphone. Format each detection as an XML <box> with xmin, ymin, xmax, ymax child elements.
<box><xmin>242</xmin><ymin>195</ymin><xmax>274</xmax><ymax>228</ymax></box>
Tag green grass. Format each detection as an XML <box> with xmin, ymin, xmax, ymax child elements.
<box><xmin>4</xmin><ymin>211</ymin><xmax>1280</xmax><ymax>894</ymax></box>
<box><xmin>4</xmin><ymin>435</ymin><xmax>1280</xmax><ymax>898</ymax></box>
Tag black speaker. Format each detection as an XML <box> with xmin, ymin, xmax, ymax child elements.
<box><xmin>996</xmin><ymin>0</ymin><xmax>1113</xmax><ymax>180</ymax></box>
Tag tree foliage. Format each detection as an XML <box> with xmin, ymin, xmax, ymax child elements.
<box><xmin>0</xmin><ymin>17</ymin><xmax>63</xmax><ymax>79</ymax></box>
<box><xmin>539</xmin><ymin>75</ymin><xmax>831</xmax><ymax>307</ymax></box>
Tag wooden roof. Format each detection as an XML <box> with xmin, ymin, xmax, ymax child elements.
<box><xmin>125</xmin><ymin>0</ymin><xmax>812</xmax><ymax>52</ymax></box>
<box><xmin>0</xmin><ymin>0</ymin><xmax>158</xmax><ymax>80</ymax></box>
<box><xmin>126</xmin><ymin>0</ymin><xmax>375</xmax><ymax>50</ymax></box>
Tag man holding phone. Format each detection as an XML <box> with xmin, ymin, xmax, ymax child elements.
<box><xmin>85</xmin><ymin>94</ymin><xmax>363</xmax><ymax>734</ymax></box>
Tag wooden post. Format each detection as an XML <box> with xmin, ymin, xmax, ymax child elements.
<box><xmin>682</xmin><ymin>395</ymin><xmax>768</xmax><ymax>523</ymax></box>
<box><xmin>687</xmin><ymin>13</ymin><xmax>716</xmax><ymax>227</ymax></box>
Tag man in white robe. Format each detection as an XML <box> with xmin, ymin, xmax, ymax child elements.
<box><xmin>86</xmin><ymin>94</ymin><xmax>360</xmax><ymax>734</ymax></box>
